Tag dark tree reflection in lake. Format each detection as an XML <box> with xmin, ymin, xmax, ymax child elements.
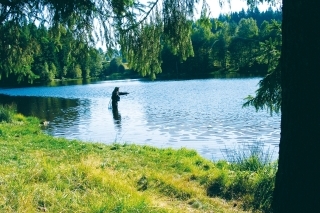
<box><xmin>0</xmin><ymin>78</ymin><xmax>280</xmax><ymax>161</ymax></box>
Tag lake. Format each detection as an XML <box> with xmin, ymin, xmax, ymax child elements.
<box><xmin>0</xmin><ymin>78</ymin><xmax>280</xmax><ymax>161</ymax></box>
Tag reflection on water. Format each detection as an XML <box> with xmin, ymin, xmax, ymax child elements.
<box><xmin>112</xmin><ymin>107</ymin><xmax>122</xmax><ymax>128</ymax></box>
<box><xmin>0</xmin><ymin>94</ymin><xmax>80</xmax><ymax>122</ymax></box>
<box><xmin>0</xmin><ymin>78</ymin><xmax>280</xmax><ymax>161</ymax></box>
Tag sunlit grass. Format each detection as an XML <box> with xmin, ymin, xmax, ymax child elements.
<box><xmin>205</xmin><ymin>143</ymin><xmax>277</xmax><ymax>212</ymax></box>
<box><xmin>0</xmin><ymin>111</ymin><xmax>275</xmax><ymax>212</ymax></box>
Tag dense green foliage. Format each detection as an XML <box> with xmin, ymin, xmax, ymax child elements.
<box><xmin>0</xmin><ymin>0</ymin><xmax>204</xmax><ymax>82</ymax></box>
<box><xmin>242</xmin><ymin>19</ymin><xmax>281</xmax><ymax>114</ymax></box>
<box><xmin>0</xmin><ymin>109</ymin><xmax>276</xmax><ymax>212</ymax></box>
<box><xmin>0</xmin><ymin>22</ymin><xmax>107</xmax><ymax>84</ymax></box>
<box><xmin>0</xmin><ymin>6</ymin><xmax>281</xmax><ymax>85</ymax></box>
<box><xmin>160</xmin><ymin>8</ymin><xmax>281</xmax><ymax>79</ymax></box>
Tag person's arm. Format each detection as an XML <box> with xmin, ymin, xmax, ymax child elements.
<box><xmin>119</xmin><ymin>92</ymin><xmax>129</xmax><ymax>95</ymax></box>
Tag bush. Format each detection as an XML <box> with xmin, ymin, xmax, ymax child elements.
<box><xmin>0</xmin><ymin>104</ymin><xmax>16</xmax><ymax>122</ymax></box>
<box><xmin>14</xmin><ymin>113</ymin><xmax>26</xmax><ymax>122</ymax></box>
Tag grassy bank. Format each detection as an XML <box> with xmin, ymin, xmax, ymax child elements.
<box><xmin>0</xmin><ymin>105</ymin><xmax>276</xmax><ymax>212</ymax></box>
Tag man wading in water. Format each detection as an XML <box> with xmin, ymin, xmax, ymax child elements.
<box><xmin>111</xmin><ymin>87</ymin><xmax>129</xmax><ymax>110</ymax></box>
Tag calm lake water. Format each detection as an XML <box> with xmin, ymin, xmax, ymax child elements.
<box><xmin>0</xmin><ymin>78</ymin><xmax>280</xmax><ymax>161</ymax></box>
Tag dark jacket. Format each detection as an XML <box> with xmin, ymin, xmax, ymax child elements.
<box><xmin>111</xmin><ymin>91</ymin><xmax>120</xmax><ymax>102</ymax></box>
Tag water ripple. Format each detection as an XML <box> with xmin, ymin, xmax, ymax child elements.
<box><xmin>0</xmin><ymin>78</ymin><xmax>280</xmax><ymax>161</ymax></box>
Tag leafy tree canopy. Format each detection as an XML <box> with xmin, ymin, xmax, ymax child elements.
<box><xmin>0</xmin><ymin>0</ymin><xmax>276</xmax><ymax>80</ymax></box>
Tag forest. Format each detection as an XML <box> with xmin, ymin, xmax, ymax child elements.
<box><xmin>0</xmin><ymin>7</ymin><xmax>281</xmax><ymax>85</ymax></box>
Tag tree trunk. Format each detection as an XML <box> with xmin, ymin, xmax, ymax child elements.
<box><xmin>272</xmin><ymin>1</ymin><xmax>320</xmax><ymax>212</ymax></box>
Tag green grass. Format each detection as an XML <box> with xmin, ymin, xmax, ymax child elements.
<box><xmin>206</xmin><ymin>143</ymin><xmax>277</xmax><ymax>212</ymax></box>
<box><xmin>0</xmin><ymin>110</ymin><xmax>276</xmax><ymax>212</ymax></box>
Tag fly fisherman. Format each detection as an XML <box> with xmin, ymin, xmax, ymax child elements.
<box><xmin>111</xmin><ymin>87</ymin><xmax>129</xmax><ymax>110</ymax></box>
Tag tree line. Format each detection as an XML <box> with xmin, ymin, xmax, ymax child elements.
<box><xmin>0</xmin><ymin>21</ymin><xmax>105</xmax><ymax>85</ymax></box>
<box><xmin>160</xmin><ymin>7</ymin><xmax>281</xmax><ymax>79</ymax></box>
<box><xmin>0</xmin><ymin>7</ymin><xmax>281</xmax><ymax>86</ymax></box>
